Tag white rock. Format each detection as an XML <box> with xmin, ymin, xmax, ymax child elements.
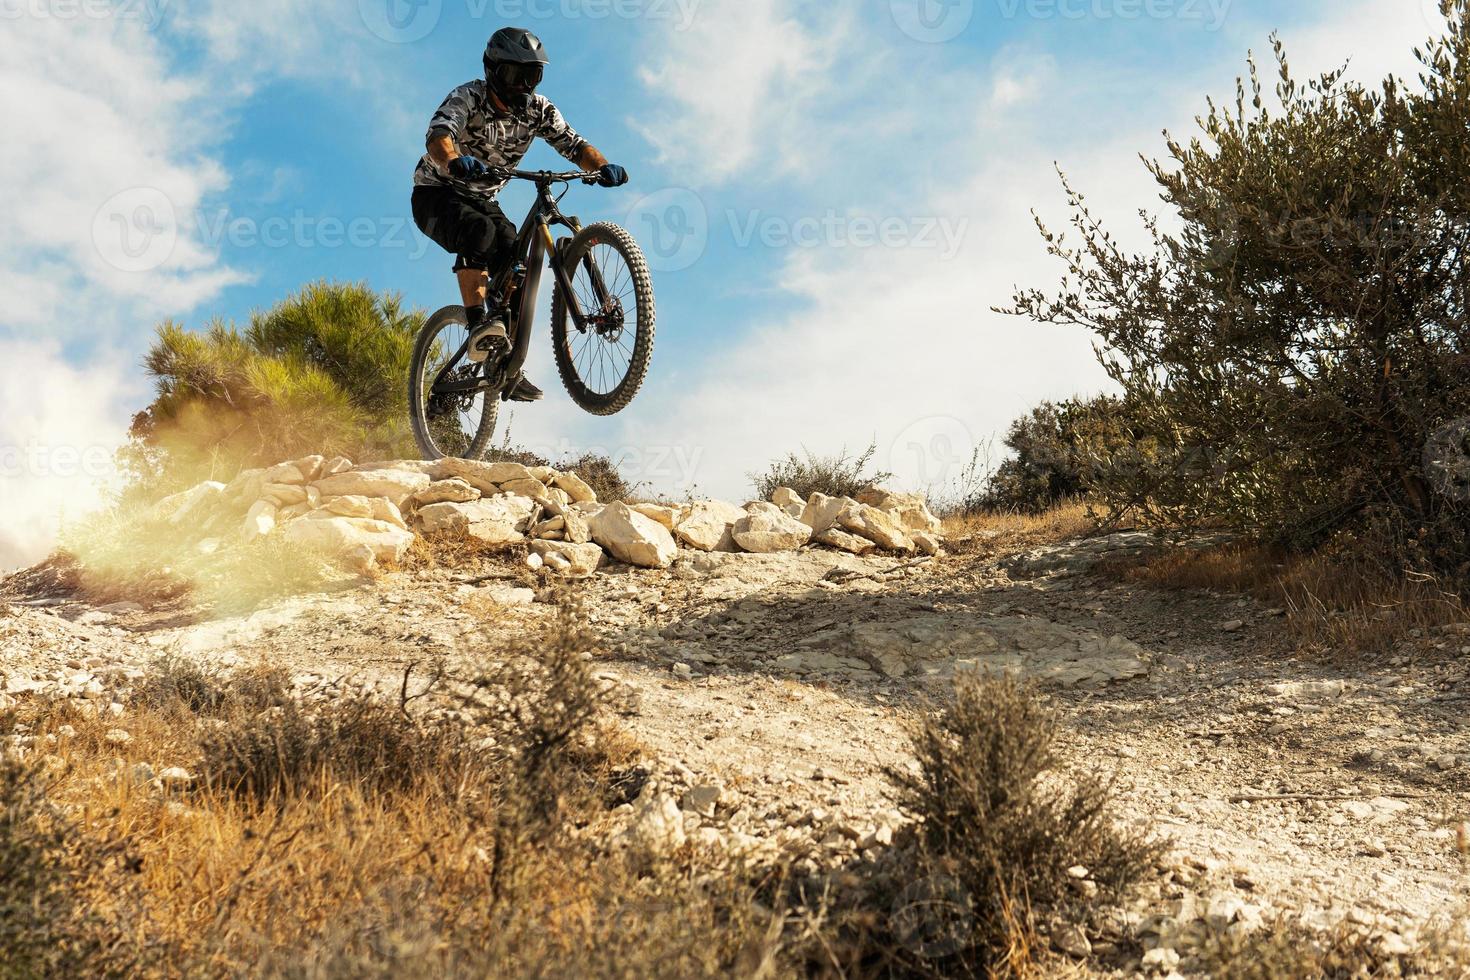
<box><xmin>732</xmin><ymin>504</ymin><xmax>812</xmax><ymax>554</ymax></box>
<box><xmin>799</xmin><ymin>492</ymin><xmax>857</xmax><ymax>534</ymax></box>
<box><xmin>242</xmin><ymin>500</ymin><xmax>277</xmax><ymax>539</ymax></box>
<box><xmin>837</xmin><ymin>502</ymin><xmax>915</xmax><ymax>552</ymax></box>
<box><xmin>673</xmin><ymin>500</ymin><xmax>746</xmax><ymax>552</ymax></box>
<box><xmin>500</xmin><ymin>478</ymin><xmax>549</xmax><ymax>499</ymax></box>
<box><xmin>431</xmin><ymin>458</ymin><xmax>534</xmax><ymax>494</ymax></box>
<box><xmin>320</xmin><ymin>456</ymin><xmax>354</xmax><ymax>477</ymax></box>
<box><xmin>912</xmin><ymin>531</ymin><xmax>943</xmax><ymax>556</ymax></box>
<box><xmin>157</xmin><ymin>767</ymin><xmax>195</xmax><ymax>786</ymax></box>
<box><xmin>104</xmin><ymin>728</ymin><xmax>132</xmax><ymax>744</ymax></box>
<box><xmin>525</xmin><ymin>552</ymin><xmax>544</xmax><ymax>571</ymax></box>
<box><xmin>289</xmin><ymin>455</ymin><xmax>325</xmax><ymax>482</ymax></box>
<box><xmin>631</xmin><ymin>503</ymin><xmax>680</xmax><ymax>530</ymax></box>
<box><xmin>588</xmin><ymin>502</ymin><xmax>677</xmax><ymax>568</ymax></box>
<box><xmin>474</xmin><ymin>585</ymin><xmax>536</xmax><ymax>607</ymax></box>
<box><xmin>313</xmin><ymin>469</ymin><xmax>430</xmax><ymax>507</ymax></box>
<box><xmin>320</xmin><ymin>495</ymin><xmax>374</xmax><ymax>519</ymax></box>
<box><xmin>281</xmin><ymin>516</ymin><xmax>414</xmax><ymax>570</ymax></box>
<box><xmin>416</xmin><ymin>496</ymin><xmax>536</xmax><ymax>536</ymax></box>
<box><xmin>855</xmin><ymin>487</ymin><xmax>942</xmax><ymax>535</ymax></box>
<box><xmin>561</xmin><ymin>509</ymin><xmax>592</xmax><ymax>545</ymax></box>
<box><xmin>681</xmin><ymin>783</ymin><xmax>723</xmax><ymax>817</ymax></box>
<box><xmin>771</xmin><ymin>487</ymin><xmax>806</xmax><ymax>518</ymax></box>
<box><xmin>153</xmin><ymin>481</ymin><xmax>227</xmax><ymax>526</ymax></box>
<box><xmin>530</xmin><ymin>541</ymin><xmax>604</xmax><ymax>577</ymax></box>
<box><xmin>814</xmin><ymin>527</ymin><xmax>876</xmax><ymax>555</ymax></box>
<box><xmin>263</xmin><ymin>461</ymin><xmax>307</xmax><ymax>485</ymax></box>
<box><xmin>620</xmin><ymin>791</ymin><xmax>687</xmax><ymax>851</ymax></box>
<box><xmin>412</xmin><ymin>479</ymin><xmax>481</xmax><ymax>506</ymax></box>
<box><xmin>551</xmin><ymin>471</ymin><xmax>597</xmax><ymax>504</ymax></box>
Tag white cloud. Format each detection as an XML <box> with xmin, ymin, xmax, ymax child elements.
<box><xmin>0</xmin><ymin>341</ymin><xmax>140</xmax><ymax>572</ymax></box>
<box><xmin>598</xmin><ymin>0</ymin><xmax>1435</xmax><ymax>501</ymax></box>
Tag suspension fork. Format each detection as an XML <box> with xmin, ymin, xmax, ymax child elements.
<box><xmin>546</xmin><ymin>218</ymin><xmax>616</xmax><ymax>333</ymax></box>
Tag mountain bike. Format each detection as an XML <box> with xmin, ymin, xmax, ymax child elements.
<box><xmin>407</xmin><ymin>168</ymin><xmax>656</xmax><ymax>460</ymax></box>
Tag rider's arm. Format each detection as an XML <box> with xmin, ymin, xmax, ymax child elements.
<box><xmin>576</xmin><ymin>145</ymin><xmax>610</xmax><ymax>171</ymax></box>
<box><xmin>427</xmin><ymin>134</ymin><xmax>462</xmax><ymax>167</ymax></box>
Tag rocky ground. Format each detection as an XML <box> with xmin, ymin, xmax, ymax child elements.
<box><xmin>4</xmin><ymin>505</ymin><xmax>1469</xmax><ymax>974</ymax></box>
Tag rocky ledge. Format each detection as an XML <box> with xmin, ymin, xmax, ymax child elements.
<box><xmin>148</xmin><ymin>455</ymin><xmax>947</xmax><ymax>575</ymax></box>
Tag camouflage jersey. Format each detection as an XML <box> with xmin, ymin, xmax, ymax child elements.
<box><xmin>414</xmin><ymin>80</ymin><xmax>589</xmax><ymax>201</ymax></box>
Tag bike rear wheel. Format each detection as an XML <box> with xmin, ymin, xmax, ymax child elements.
<box><xmin>550</xmin><ymin>222</ymin><xmax>655</xmax><ymax>416</ymax></box>
<box><xmin>408</xmin><ymin>305</ymin><xmax>499</xmax><ymax>460</ymax></box>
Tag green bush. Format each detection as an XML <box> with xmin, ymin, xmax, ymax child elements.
<box><xmin>1007</xmin><ymin>7</ymin><xmax>1470</xmax><ymax>580</ymax></box>
<box><xmin>978</xmin><ymin>395</ymin><xmax>1152</xmax><ymax>513</ymax></box>
<box><xmin>130</xmin><ymin>280</ymin><xmax>425</xmax><ymax>490</ymax></box>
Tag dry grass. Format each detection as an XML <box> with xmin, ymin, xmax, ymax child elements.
<box><xmin>1195</xmin><ymin>917</ymin><xmax>1470</xmax><ymax>978</ymax></box>
<box><xmin>943</xmin><ymin>501</ymin><xmax>1103</xmax><ymax>557</ymax></box>
<box><xmin>1098</xmin><ymin>541</ymin><xmax>1470</xmax><ymax>658</ymax></box>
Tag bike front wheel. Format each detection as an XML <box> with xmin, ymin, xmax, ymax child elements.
<box><xmin>408</xmin><ymin>305</ymin><xmax>499</xmax><ymax>460</ymax></box>
<box><xmin>550</xmin><ymin>222</ymin><xmax>655</xmax><ymax>416</ymax></box>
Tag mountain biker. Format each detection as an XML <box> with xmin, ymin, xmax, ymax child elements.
<box><xmin>411</xmin><ymin>27</ymin><xmax>629</xmax><ymax>403</ymax></box>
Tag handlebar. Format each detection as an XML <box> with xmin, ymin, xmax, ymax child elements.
<box><xmin>470</xmin><ymin>168</ymin><xmax>602</xmax><ymax>186</ymax></box>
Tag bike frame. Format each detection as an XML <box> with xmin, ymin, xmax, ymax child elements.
<box><xmin>430</xmin><ymin>169</ymin><xmax>613</xmax><ymax>399</ymax></box>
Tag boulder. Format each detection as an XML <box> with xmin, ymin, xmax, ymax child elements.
<box><xmin>263</xmin><ymin>461</ymin><xmax>306</xmax><ymax>485</ymax></box>
<box><xmin>631</xmin><ymin>503</ymin><xmax>680</xmax><ymax>530</ymax></box>
<box><xmin>528</xmin><ymin>465</ymin><xmax>559</xmax><ymax>483</ymax></box>
<box><xmin>319</xmin><ymin>495</ymin><xmax>406</xmax><ymax>530</ymax></box>
<box><xmin>561</xmin><ymin>509</ymin><xmax>592</xmax><ymax>545</ymax></box>
<box><xmin>838</xmin><ymin>503</ymin><xmax>914</xmax><ymax>552</ymax></box>
<box><xmin>500</xmin><ymin>478</ymin><xmax>550</xmax><ymax>500</ymax></box>
<box><xmin>771</xmin><ymin>487</ymin><xmax>806</xmax><ymax>518</ymax></box>
<box><xmin>289</xmin><ymin>455</ymin><xmax>326</xmax><ymax>482</ymax></box>
<box><xmin>313</xmin><ymin>469</ymin><xmax>430</xmax><ymax>507</ymax></box>
<box><xmin>416</xmin><ymin>495</ymin><xmax>537</xmax><ymax>536</ymax></box>
<box><xmin>799</xmin><ymin>493</ymin><xmax>857</xmax><ymax>535</ymax></box>
<box><xmin>263</xmin><ymin>483</ymin><xmax>308</xmax><ymax>507</ymax></box>
<box><xmin>281</xmin><ymin>516</ymin><xmax>414</xmax><ymax>571</ymax></box>
<box><xmin>530</xmin><ymin>541</ymin><xmax>604</xmax><ymax>577</ymax></box>
<box><xmin>856</xmin><ymin>487</ymin><xmax>943</xmax><ymax>535</ymax></box>
<box><xmin>674</xmin><ymin>500</ymin><xmax>746</xmax><ymax>552</ymax></box>
<box><xmin>242</xmin><ymin>500</ymin><xmax>277</xmax><ymax>539</ymax></box>
<box><xmin>411</xmin><ymin>479</ymin><xmax>481</xmax><ymax>506</ymax></box>
<box><xmin>551</xmin><ymin>471</ymin><xmax>597</xmax><ymax>504</ymax></box>
<box><xmin>153</xmin><ymin>481</ymin><xmax>226</xmax><ymax>526</ymax></box>
<box><xmin>431</xmin><ymin>458</ymin><xmax>535</xmax><ymax>493</ymax></box>
<box><xmin>815</xmin><ymin>527</ymin><xmax>876</xmax><ymax>555</ymax></box>
<box><xmin>588</xmin><ymin>502</ymin><xmax>677</xmax><ymax>568</ymax></box>
<box><xmin>732</xmin><ymin>504</ymin><xmax>812</xmax><ymax>554</ymax></box>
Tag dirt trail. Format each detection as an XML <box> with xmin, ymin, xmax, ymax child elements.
<box><xmin>4</xmin><ymin>532</ymin><xmax>1468</xmax><ymax>969</ymax></box>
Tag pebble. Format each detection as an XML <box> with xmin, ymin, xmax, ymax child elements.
<box><xmin>104</xmin><ymin>729</ymin><xmax>132</xmax><ymax>745</ymax></box>
<box><xmin>672</xmin><ymin>663</ymin><xmax>693</xmax><ymax>680</ymax></box>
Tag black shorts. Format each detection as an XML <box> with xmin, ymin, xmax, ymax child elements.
<box><xmin>411</xmin><ymin>185</ymin><xmax>517</xmax><ymax>274</ymax></box>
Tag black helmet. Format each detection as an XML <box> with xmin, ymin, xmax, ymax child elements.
<box><xmin>483</xmin><ymin>28</ymin><xmax>549</xmax><ymax>113</ymax></box>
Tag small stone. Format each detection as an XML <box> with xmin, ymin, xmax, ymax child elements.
<box><xmin>158</xmin><ymin>767</ymin><xmax>195</xmax><ymax>786</ymax></box>
<box><xmin>1053</xmin><ymin>923</ymin><xmax>1092</xmax><ymax>959</ymax></box>
<box><xmin>104</xmin><ymin>729</ymin><xmax>132</xmax><ymax>745</ymax></box>
<box><xmin>672</xmin><ymin>663</ymin><xmax>694</xmax><ymax>680</ymax></box>
<box><xmin>525</xmin><ymin>552</ymin><xmax>545</xmax><ymax>571</ymax></box>
<box><xmin>681</xmin><ymin>783</ymin><xmax>723</xmax><ymax>817</ymax></box>
<box><xmin>81</xmin><ymin>681</ymin><xmax>105</xmax><ymax>700</ymax></box>
<box><xmin>1222</xmin><ymin>620</ymin><xmax>1245</xmax><ymax>632</ymax></box>
<box><xmin>1141</xmin><ymin>946</ymin><xmax>1181</xmax><ymax>972</ymax></box>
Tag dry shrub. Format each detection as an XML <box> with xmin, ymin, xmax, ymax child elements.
<box><xmin>750</xmin><ymin>442</ymin><xmax>894</xmax><ymax>502</ymax></box>
<box><xmin>943</xmin><ymin>500</ymin><xmax>1102</xmax><ymax>557</ymax></box>
<box><xmin>200</xmin><ymin>695</ymin><xmax>477</xmax><ymax>806</ymax></box>
<box><xmin>880</xmin><ymin>673</ymin><xmax>1160</xmax><ymax>974</ymax></box>
<box><xmin>1197</xmin><ymin>917</ymin><xmax>1469</xmax><ymax>979</ymax></box>
<box><xmin>0</xmin><ymin>755</ymin><xmax>155</xmax><ymax>977</ymax></box>
<box><xmin>129</xmin><ymin>657</ymin><xmax>291</xmax><ymax>718</ymax></box>
<box><xmin>1099</xmin><ymin>538</ymin><xmax>1470</xmax><ymax>657</ymax></box>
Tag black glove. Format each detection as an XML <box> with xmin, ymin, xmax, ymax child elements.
<box><xmin>597</xmin><ymin>163</ymin><xmax>629</xmax><ymax>188</ymax></box>
<box><xmin>448</xmin><ymin>156</ymin><xmax>492</xmax><ymax>181</ymax></box>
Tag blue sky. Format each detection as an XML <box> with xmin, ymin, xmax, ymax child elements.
<box><xmin>0</xmin><ymin>0</ymin><xmax>1444</xmax><ymax>565</ymax></box>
